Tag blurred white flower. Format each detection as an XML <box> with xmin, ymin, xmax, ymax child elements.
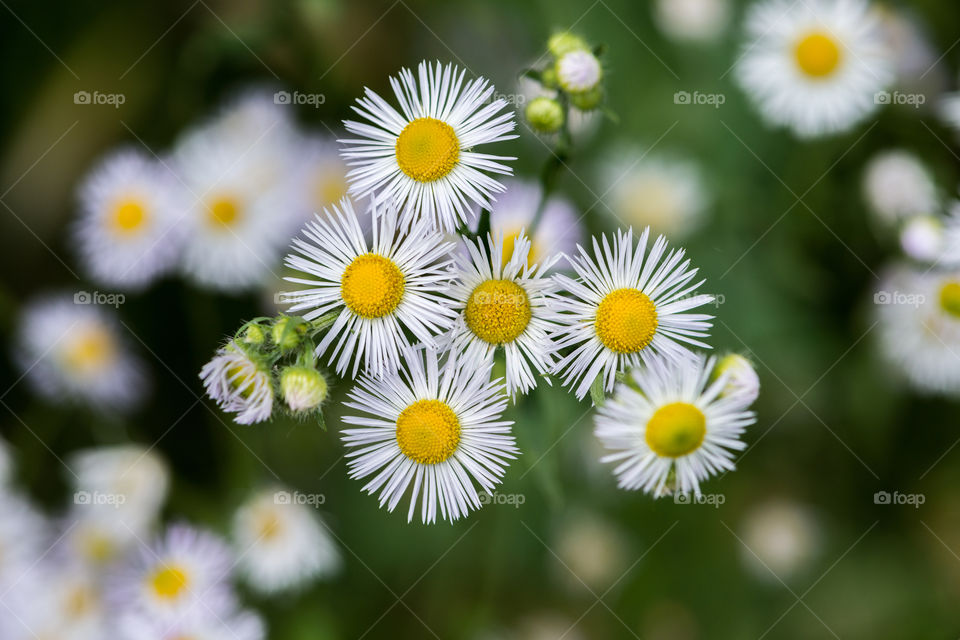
<box><xmin>552</xmin><ymin>511</ymin><xmax>627</xmax><ymax>591</ymax></box>
<box><xmin>200</xmin><ymin>341</ymin><xmax>274</xmax><ymax>425</ymax></box>
<box><xmin>862</xmin><ymin>150</ymin><xmax>938</xmax><ymax>225</ymax></box>
<box><xmin>14</xmin><ymin>295</ymin><xmax>147</xmax><ymax>411</ymax></box>
<box><xmin>712</xmin><ymin>353</ymin><xmax>761</xmax><ymax>404</ymax></box>
<box><xmin>0</xmin><ymin>561</ymin><xmax>107</xmax><ymax>640</ymax></box>
<box><xmin>736</xmin><ymin>0</ymin><xmax>892</xmax><ymax>138</ymax></box>
<box><xmin>0</xmin><ymin>490</ymin><xmax>47</xmax><ymax>590</ymax></box>
<box><xmin>118</xmin><ymin>591</ymin><xmax>265</xmax><ymax>640</ymax></box>
<box><xmin>741</xmin><ymin>499</ymin><xmax>819</xmax><ymax>580</ymax></box>
<box><xmin>292</xmin><ymin>134</ymin><xmax>350</xmax><ymax>223</ymax></box>
<box><xmin>899</xmin><ymin>215</ymin><xmax>943</xmax><ymax>263</ymax></box>
<box><xmin>654</xmin><ymin>0</ymin><xmax>731</xmax><ymax>43</ymax></box>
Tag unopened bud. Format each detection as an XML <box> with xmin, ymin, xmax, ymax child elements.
<box><xmin>712</xmin><ymin>354</ymin><xmax>760</xmax><ymax>404</ymax></box>
<box><xmin>280</xmin><ymin>366</ymin><xmax>328</xmax><ymax>412</ymax></box>
<box><xmin>271</xmin><ymin>316</ymin><xmax>307</xmax><ymax>351</ymax></box>
<box><xmin>525</xmin><ymin>96</ymin><xmax>565</xmax><ymax>134</ymax></box>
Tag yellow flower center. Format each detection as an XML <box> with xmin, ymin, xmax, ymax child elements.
<box><xmin>206</xmin><ymin>195</ymin><xmax>242</xmax><ymax>228</ymax></box>
<box><xmin>939</xmin><ymin>281</ymin><xmax>960</xmax><ymax>319</ymax></box>
<box><xmin>794</xmin><ymin>32</ymin><xmax>841</xmax><ymax>78</ymax></box>
<box><xmin>645</xmin><ymin>402</ymin><xmax>706</xmax><ymax>458</ymax></box>
<box><xmin>111</xmin><ymin>199</ymin><xmax>148</xmax><ymax>234</ymax></box>
<box><xmin>149</xmin><ymin>566</ymin><xmax>189</xmax><ymax>600</ymax></box>
<box><xmin>340</xmin><ymin>253</ymin><xmax>406</xmax><ymax>319</ymax></box>
<box><xmin>227</xmin><ymin>364</ymin><xmax>256</xmax><ymax>399</ymax></box>
<box><xmin>65</xmin><ymin>585</ymin><xmax>95</xmax><ymax>617</ymax></box>
<box><xmin>314</xmin><ymin>171</ymin><xmax>348</xmax><ymax>207</ymax></box>
<box><xmin>594</xmin><ymin>288</ymin><xmax>658</xmax><ymax>354</ymax></box>
<box><xmin>62</xmin><ymin>327</ymin><xmax>115</xmax><ymax>375</ymax></box>
<box><xmin>80</xmin><ymin>531</ymin><xmax>115</xmax><ymax>564</ymax></box>
<box><xmin>465</xmin><ymin>279</ymin><xmax>532</xmax><ymax>344</ymax></box>
<box><xmin>501</xmin><ymin>230</ymin><xmax>539</xmax><ymax>269</ymax></box>
<box><xmin>395</xmin><ymin>117</ymin><xmax>460</xmax><ymax>182</ymax></box>
<box><xmin>395</xmin><ymin>399</ymin><xmax>461</xmax><ymax>465</ymax></box>
<box><xmin>255</xmin><ymin>509</ymin><xmax>283</xmax><ymax>541</ymax></box>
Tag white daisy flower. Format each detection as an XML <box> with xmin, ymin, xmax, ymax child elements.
<box><xmin>117</xmin><ymin>593</ymin><xmax>264</xmax><ymax>640</ymax></box>
<box><xmin>550</xmin><ymin>228</ymin><xmax>715</xmax><ymax>400</ymax></box>
<box><xmin>735</xmin><ymin>0</ymin><xmax>892</xmax><ymax>138</ymax></box>
<box><xmin>283</xmin><ymin>198</ymin><xmax>457</xmax><ymax>378</ymax></box>
<box><xmin>108</xmin><ymin>523</ymin><xmax>234</xmax><ymax>619</ymax></box>
<box><xmin>341</xmin><ymin>347</ymin><xmax>517</xmax><ymax>524</ymax></box>
<box><xmin>594</xmin><ymin>354</ymin><xmax>756</xmax><ymax>497</ymax></box>
<box><xmin>481</xmin><ymin>178</ymin><xmax>582</xmax><ymax>272</ymax></box>
<box><xmin>741</xmin><ymin>499</ymin><xmax>820</xmax><ymax>580</ymax></box>
<box><xmin>200</xmin><ymin>341</ymin><xmax>274</xmax><ymax>425</ymax></box>
<box><xmin>294</xmin><ymin>134</ymin><xmax>351</xmax><ymax>222</ymax></box>
<box><xmin>875</xmin><ymin>264</ymin><xmax>960</xmax><ymax>395</ymax></box>
<box><xmin>232</xmin><ymin>487</ymin><xmax>340</xmax><ymax>594</ymax></box>
<box><xmin>712</xmin><ymin>353</ymin><xmax>761</xmax><ymax>404</ymax></box>
<box><xmin>654</xmin><ymin>0</ymin><xmax>731</xmax><ymax>43</ymax></box>
<box><xmin>448</xmin><ymin>232</ymin><xmax>558</xmax><ymax>396</ymax></box>
<box><xmin>1</xmin><ymin>562</ymin><xmax>107</xmax><ymax>640</ymax></box>
<box><xmin>74</xmin><ymin>149</ymin><xmax>186</xmax><ymax>290</ymax></box>
<box><xmin>341</xmin><ymin>60</ymin><xmax>517</xmax><ymax>232</ymax></box>
<box><xmin>603</xmin><ymin>152</ymin><xmax>709</xmax><ymax>240</ymax></box>
<box><xmin>58</xmin><ymin>511</ymin><xmax>142</xmax><ymax>569</ymax></box>
<box><xmin>862</xmin><ymin>150</ymin><xmax>938</xmax><ymax>225</ymax></box>
<box><xmin>14</xmin><ymin>295</ymin><xmax>147</xmax><ymax>411</ymax></box>
<box><xmin>173</xmin><ymin>90</ymin><xmax>302</xmax><ymax>291</ymax></box>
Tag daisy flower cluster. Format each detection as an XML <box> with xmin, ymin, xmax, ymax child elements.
<box><xmin>0</xmin><ymin>442</ymin><xmax>339</xmax><ymax>639</ymax></box>
<box><xmin>201</xmin><ymin>50</ymin><xmax>761</xmax><ymax>523</ymax></box>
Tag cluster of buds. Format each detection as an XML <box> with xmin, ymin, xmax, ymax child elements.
<box><xmin>524</xmin><ymin>31</ymin><xmax>606</xmax><ymax>135</ymax></box>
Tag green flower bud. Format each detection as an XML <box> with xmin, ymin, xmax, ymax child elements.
<box><xmin>241</xmin><ymin>324</ymin><xmax>265</xmax><ymax>346</ymax></box>
<box><xmin>541</xmin><ymin>68</ymin><xmax>558</xmax><ymax>89</ymax></box>
<box><xmin>525</xmin><ymin>96</ymin><xmax>565</xmax><ymax>134</ymax></box>
<box><xmin>280</xmin><ymin>366</ymin><xmax>329</xmax><ymax>412</ymax></box>
<box><xmin>271</xmin><ymin>316</ymin><xmax>307</xmax><ymax>351</ymax></box>
<box><xmin>569</xmin><ymin>86</ymin><xmax>604</xmax><ymax>111</ymax></box>
<box><xmin>548</xmin><ymin>32</ymin><xmax>589</xmax><ymax>58</ymax></box>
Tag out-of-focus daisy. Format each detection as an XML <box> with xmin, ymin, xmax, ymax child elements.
<box><xmin>283</xmin><ymin>198</ymin><xmax>457</xmax><ymax>377</ymax></box>
<box><xmin>874</xmin><ymin>5</ymin><xmax>942</xmax><ymax>96</ymax></box>
<box><xmin>200</xmin><ymin>341</ymin><xmax>274</xmax><ymax>425</ymax></box>
<box><xmin>1</xmin><ymin>562</ymin><xmax>107</xmax><ymax>640</ymax></box>
<box><xmin>293</xmin><ymin>134</ymin><xmax>351</xmax><ymax>223</ymax></box>
<box><xmin>550</xmin><ymin>228</ymin><xmax>715</xmax><ymax>400</ymax></box>
<box><xmin>448</xmin><ymin>232</ymin><xmax>557</xmax><ymax>397</ymax></box>
<box><xmin>14</xmin><ymin>296</ymin><xmax>147</xmax><ymax>411</ymax></box>
<box><xmin>862</xmin><ymin>150</ymin><xmax>938</xmax><ymax>225</ymax></box>
<box><xmin>75</xmin><ymin>149</ymin><xmax>185</xmax><ymax>290</ymax></box>
<box><xmin>0</xmin><ymin>490</ymin><xmax>47</xmax><ymax>589</ymax></box>
<box><xmin>108</xmin><ymin>523</ymin><xmax>233</xmax><ymax>619</ymax></box>
<box><xmin>342</xmin><ymin>347</ymin><xmax>517</xmax><ymax>524</ymax></box>
<box><xmin>603</xmin><ymin>153</ymin><xmax>709</xmax><ymax>240</ymax></box>
<box><xmin>232</xmin><ymin>487</ymin><xmax>340</xmax><ymax>594</ymax></box>
<box><xmin>594</xmin><ymin>354</ymin><xmax>756</xmax><ymax>497</ymax></box>
<box><xmin>483</xmin><ymin>178</ymin><xmax>581</xmax><ymax>271</ymax></box>
<box><xmin>712</xmin><ymin>353</ymin><xmax>761</xmax><ymax>404</ymax></box>
<box><xmin>118</xmin><ymin>593</ymin><xmax>265</xmax><ymax>640</ymax></box>
<box><xmin>875</xmin><ymin>265</ymin><xmax>960</xmax><ymax>395</ymax></box>
<box><xmin>174</xmin><ymin>90</ymin><xmax>302</xmax><ymax>291</ymax></box>
<box><xmin>741</xmin><ymin>499</ymin><xmax>819</xmax><ymax>580</ymax></box>
<box><xmin>899</xmin><ymin>215</ymin><xmax>944</xmax><ymax>263</ymax></box>
<box><xmin>551</xmin><ymin>511</ymin><xmax>627</xmax><ymax>591</ymax></box>
<box><xmin>341</xmin><ymin>60</ymin><xmax>517</xmax><ymax>232</ymax></box>
<box><xmin>735</xmin><ymin>0</ymin><xmax>892</xmax><ymax>138</ymax></box>
<box><xmin>59</xmin><ymin>512</ymin><xmax>140</xmax><ymax>569</ymax></box>
<box><xmin>654</xmin><ymin>0</ymin><xmax>731</xmax><ymax>43</ymax></box>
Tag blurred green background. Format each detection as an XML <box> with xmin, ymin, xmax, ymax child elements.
<box><xmin>3</xmin><ymin>0</ymin><xmax>960</xmax><ymax>637</ymax></box>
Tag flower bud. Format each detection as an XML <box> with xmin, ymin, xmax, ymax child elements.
<box><xmin>712</xmin><ymin>354</ymin><xmax>760</xmax><ymax>404</ymax></box>
<box><xmin>280</xmin><ymin>366</ymin><xmax>328</xmax><ymax>412</ymax></box>
<box><xmin>271</xmin><ymin>316</ymin><xmax>307</xmax><ymax>351</ymax></box>
<box><xmin>242</xmin><ymin>324</ymin><xmax>265</xmax><ymax>346</ymax></box>
<box><xmin>556</xmin><ymin>50</ymin><xmax>603</xmax><ymax>93</ymax></box>
<box><xmin>548</xmin><ymin>32</ymin><xmax>589</xmax><ymax>58</ymax></box>
<box><xmin>525</xmin><ymin>96</ymin><xmax>565</xmax><ymax>134</ymax></box>
<box><xmin>569</xmin><ymin>87</ymin><xmax>604</xmax><ymax>111</ymax></box>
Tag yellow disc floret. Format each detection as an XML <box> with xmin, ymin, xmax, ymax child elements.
<box><xmin>62</xmin><ymin>327</ymin><xmax>115</xmax><ymax>375</ymax></box>
<box><xmin>149</xmin><ymin>565</ymin><xmax>189</xmax><ymax>600</ymax></box>
<box><xmin>465</xmin><ymin>279</ymin><xmax>532</xmax><ymax>344</ymax></box>
<box><xmin>794</xmin><ymin>32</ymin><xmax>841</xmax><ymax>78</ymax></box>
<box><xmin>395</xmin><ymin>117</ymin><xmax>460</xmax><ymax>182</ymax></box>
<box><xmin>645</xmin><ymin>402</ymin><xmax>707</xmax><ymax>458</ymax></box>
<box><xmin>939</xmin><ymin>281</ymin><xmax>960</xmax><ymax>319</ymax></box>
<box><xmin>340</xmin><ymin>253</ymin><xmax>406</xmax><ymax>319</ymax></box>
<box><xmin>396</xmin><ymin>399</ymin><xmax>461</xmax><ymax>465</ymax></box>
<box><xmin>111</xmin><ymin>199</ymin><xmax>148</xmax><ymax>234</ymax></box>
<box><xmin>206</xmin><ymin>195</ymin><xmax>242</xmax><ymax>228</ymax></box>
<box><xmin>594</xmin><ymin>288</ymin><xmax>658</xmax><ymax>354</ymax></box>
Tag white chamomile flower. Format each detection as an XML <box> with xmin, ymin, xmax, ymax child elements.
<box><xmin>174</xmin><ymin>90</ymin><xmax>302</xmax><ymax>291</ymax></box>
<box><xmin>448</xmin><ymin>232</ymin><xmax>558</xmax><ymax>397</ymax></box>
<box><xmin>550</xmin><ymin>228</ymin><xmax>715</xmax><ymax>400</ymax></box>
<box><xmin>712</xmin><ymin>353</ymin><xmax>761</xmax><ymax>404</ymax></box>
<box><xmin>283</xmin><ymin>198</ymin><xmax>457</xmax><ymax>378</ymax></box>
<box><xmin>14</xmin><ymin>295</ymin><xmax>147</xmax><ymax>411</ymax></box>
<box><xmin>75</xmin><ymin>149</ymin><xmax>186</xmax><ymax>290</ymax></box>
<box><xmin>862</xmin><ymin>150</ymin><xmax>938</xmax><ymax>225</ymax></box>
<box><xmin>109</xmin><ymin>524</ymin><xmax>233</xmax><ymax>619</ymax></box>
<box><xmin>603</xmin><ymin>152</ymin><xmax>709</xmax><ymax>240</ymax></box>
<box><xmin>595</xmin><ymin>354</ymin><xmax>756</xmax><ymax>497</ymax></box>
<box><xmin>232</xmin><ymin>487</ymin><xmax>340</xmax><ymax>594</ymax></box>
<box><xmin>654</xmin><ymin>0</ymin><xmax>731</xmax><ymax>43</ymax></box>
<box><xmin>342</xmin><ymin>347</ymin><xmax>517</xmax><ymax>524</ymax></box>
<box><xmin>341</xmin><ymin>60</ymin><xmax>517</xmax><ymax>232</ymax></box>
<box><xmin>118</xmin><ymin>594</ymin><xmax>264</xmax><ymax>640</ymax></box>
<box><xmin>483</xmin><ymin>178</ymin><xmax>582</xmax><ymax>271</ymax></box>
<box><xmin>200</xmin><ymin>341</ymin><xmax>274</xmax><ymax>425</ymax></box>
<box><xmin>735</xmin><ymin>0</ymin><xmax>892</xmax><ymax>138</ymax></box>
<box><xmin>875</xmin><ymin>264</ymin><xmax>960</xmax><ymax>395</ymax></box>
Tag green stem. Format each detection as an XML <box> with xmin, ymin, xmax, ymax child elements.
<box><xmin>529</xmin><ymin>96</ymin><xmax>573</xmax><ymax>236</ymax></box>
